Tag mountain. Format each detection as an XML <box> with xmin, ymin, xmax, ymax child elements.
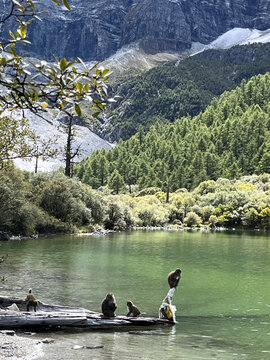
<box><xmin>105</xmin><ymin>42</ymin><xmax>270</xmax><ymax>141</ymax></box>
<box><xmin>1</xmin><ymin>0</ymin><xmax>270</xmax><ymax>61</ymax></box>
<box><xmin>75</xmin><ymin>72</ymin><xmax>270</xmax><ymax>191</ymax></box>
<box><xmin>2</xmin><ymin>1</ymin><xmax>270</xmax><ymax>173</ymax></box>
<box><xmin>7</xmin><ymin>37</ymin><xmax>270</xmax><ymax>172</ymax></box>
<box><xmin>11</xmin><ymin>110</ymin><xmax>113</xmax><ymax>172</ymax></box>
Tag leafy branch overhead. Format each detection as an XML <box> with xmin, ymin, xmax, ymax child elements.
<box><xmin>0</xmin><ymin>0</ymin><xmax>113</xmax><ymax>169</ymax></box>
<box><xmin>0</xmin><ymin>0</ymin><xmax>112</xmax><ymax>118</ymax></box>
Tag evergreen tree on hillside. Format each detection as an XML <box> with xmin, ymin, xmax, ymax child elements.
<box><xmin>109</xmin><ymin>43</ymin><xmax>270</xmax><ymax>140</ymax></box>
<box><xmin>108</xmin><ymin>170</ymin><xmax>125</xmax><ymax>194</ymax></box>
<box><xmin>75</xmin><ymin>73</ymin><xmax>270</xmax><ymax>192</ymax></box>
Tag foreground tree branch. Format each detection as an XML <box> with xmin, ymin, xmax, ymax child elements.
<box><xmin>0</xmin><ymin>0</ymin><xmax>113</xmax><ymax>173</ymax></box>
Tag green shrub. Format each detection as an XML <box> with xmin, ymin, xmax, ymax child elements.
<box><xmin>35</xmin><ymin>174</ymin><xmax>91</xmax><ymax>226</ymax></box>
<box><xmin>184</xmin><ymin>212</ymin><xmax>202</xmax><ymax>227</ymax></box>
<box><xmin>133</xmin><ymin>196</ymin><xmax>169</xmax><ymax>226</ymax></box>
<box><xmin>259</xmin><ymin>207</ymin><xmax>270</xmax><ymax>229</ymax></box>
<box><xmin>0</xmin><ymin>167</ymin><xmax>26</xmax><ymax>233</ymax></box>
<box><xmin>15</xmin><ymin>203</ymin><xmax>43</xmax><ymax>235</ymax></box>
<box><xmin>242</xmin><ymin>208</ymin><xmax>260</xmax><ymax>227</ymax></box>
<box><xmin>81</xmin><ymin>185</ymin><xmax>105</xmax><ymax>224</ymax></box>
<box><xmin>209</xmin><ymin>215</ymin><xmax>218</xmax><ymax>228</ymax></box>
<box><xmin>104</xmin><ymin>197</ymin><xmax>135</xmax><ymax>230</ymax></box>
<box><xmin>136</xmin><ymin>187</ymin><xmax>162</xmax><ymax>196</ymax></box>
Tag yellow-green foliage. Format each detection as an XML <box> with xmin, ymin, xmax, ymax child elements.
<box><xmin>103</xmin><ymin>195</ymin><xmax>136</xmax><ymax>230</ymax></box>
<box><xmin>0</xmin><ymin>168</ymin><xmax>270</xmax><ymax>235</ymax></box>
<box><xmin>259</xmin><ymin>207</ymin><xmax>270</xmax><ymax>228</ymax></box>
<box><xmin>236</xmin><ymin>182</ymin><xmax>257</xmax><ymax>192</ymax></box>
<box><xmin>132</xmin><ymin>195</ymin><xmax>169</xmax><ymax>226</ymax></box>
<box><xmin>184</xmin><ymin>212</ymin><xmax>202</xmax><ymax>227</ymax></box>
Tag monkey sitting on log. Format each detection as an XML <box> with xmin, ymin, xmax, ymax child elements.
<box><xmin>25</xmin><ymin>289</ymin><xmax>38</xmax><ymax>312</ymax></box>
<box><xmin>168</xmin><ymin>268</ymin><xmax>182</xmax><ymax>288</ymax></box>
<box><xmin>126</xmin><ymin>300</ymin><xmax>141</xmax><ymax>317</ymax></box>
<box><xmin>101</xmin><ymin>293</ymin><xmax>117</xmax><ymax>317</ymax></box>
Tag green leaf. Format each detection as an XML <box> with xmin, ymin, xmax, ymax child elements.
<box><xmin>9</xmin><ymin>31</ymin><xmax>15</xmax><ymax>40</ymax></box>
<box><xmin>20</xmin><ymin>26</ymin><xmax>27</xmax><ymax>38</ymax></box>
<box><xmin>0</xmin><ymin>58</ymin><xmax>6</xmax><ymax>66</ymax></box>
<box><xmin>33</xmin><ymin>90</ymin><xmax>38</xmax><ymax>102</ymax></box>
<box><xmin>22</xmin><ymin>68</ymin><xmax>31</xmax><ymax>75</ymax></box>
<box><xmin>28</xmin><ymin>0</ymin><xmax>35</xmax><ymax>11</ymax></box>
<box><xmin>66</xmin><ymin>60</ymin><xmax>77</xmax><ymax>69</ymax></box>
<box><xmin>19</xmin><ymin>40</ymin><xmax>31</xmax><ymax>45</ymax></box>
<box><xmin>77</xmin><ymin>57</ymin><xmax>87</xmax><ymax>70</ymax></box>
<box><xmin>76</xmin><ymin>82</ymin><xmax>84</xmax><ymax>93</ymax></box>
<box><xmin>60</xmin><ymin>58</ymin><xmax>67</xmax><ymax>71</ymax></box>
<box><xmin>102</xmin><ymin>69</ymin><xmax>111</xmax><ymax>77</ymax></box>
<box><xmin>12</xmin><ymin>0</ymin><xmax>22</xmax><ymax>7</ymax></box>
<box><xmin>92</xmin><ymin>112</ymin><xmax>100</xmax><ymax>118</ymax></box>
<box><xmin>75</xmin><ymin>103</ymin><xmax>82</xmax><ymax>117</ymax></box>
<box><xmin>34</xmin><ymin>15</ymin><xmax>42</xmax><ymax>21</ymax></box>
<box><xmin>62</xmin><ymin>0</ymin><xmax>71</xmax><ymax>10</ymax></box>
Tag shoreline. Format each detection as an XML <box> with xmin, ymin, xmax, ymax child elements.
<box><xmin>0</xmin><ymin>331</ymin><xmax>43</xmax><ymax>360</ymax></box>
<box><xmin>0</xmin><ymin>225</ymin><xmax>265</xmax><ymax>241</ymax></box>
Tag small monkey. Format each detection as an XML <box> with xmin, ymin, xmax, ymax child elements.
<box><xmin>126</xmin><ymin>301</ymin><xmax>141</xmax><ymax>317</ymax></box>
<box><xmin>101</xmin><ymin>293</ymin><xmax>117</xmax><ymax>317</ymax></box>
<box><xmin>25</xmin><ymin>289</ymin><xmax>38</xmax><ymax>312</ymax></box>
<box><xmin>168</xmin><ymin>268</ymin><xmax>182</xmax><ymax>288</ymax></box>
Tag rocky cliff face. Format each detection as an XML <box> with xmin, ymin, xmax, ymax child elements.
<box><xmin>1</xmin><ymin>0</ymin><xmax>270</xmax><ymax>60</ymax></box>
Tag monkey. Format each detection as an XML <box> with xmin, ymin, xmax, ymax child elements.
<box><xmin>168</xmin><ymin>268</ymin><xmax>182</xmax><ymax>288</ymax></box>
<box><xmin>25</xmin><ymin>289</ymin><xmax>38</xmax><ymax>312</ymax></box>
<box><xmin>126</xmin><ymin>300</ymin><xmax>141</xmax><ymax>317</ymax></box>
<box><xmin>101</xmin><ymin>293</ymin><xmax>117</xmax><ymax>317</ymax></box>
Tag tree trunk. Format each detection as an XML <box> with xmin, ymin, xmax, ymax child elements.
<box><xmin>0</xmin><ymin>296</ymin><xmax>174</xmax><ymax>330</ymax></box>
<box><xmin>65</xmin><ymin>116</ymin><xmax>73</xmax><ymax>177</ymax></box>
<box><xmin>166</xmin><ymin>182</ymin><xmax>170</xmax><ymax>203</ymax></box>
<box><xmin>34</xmin><ymin>155</ymin><xmax>38</xmax><ymax>173</ymax></box>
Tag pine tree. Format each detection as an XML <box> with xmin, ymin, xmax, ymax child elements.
<box><xmin>108</xmin><ymin>170</ymin><xmax>125</xmax><ymax>194</ymax></box>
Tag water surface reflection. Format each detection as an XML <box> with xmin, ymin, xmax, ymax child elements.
<box><xmin>1</xmin><ymin>230</ymin><xmax>269</xmax><ymax>359</ymax></box>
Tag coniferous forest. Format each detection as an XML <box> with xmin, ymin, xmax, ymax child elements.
<box><xmin>2</xmin><ymin>71</ymin><xmax>269</xmax><ymax>236</ymax></box>
<box><xmin>76</xmin><ymin>73</ymin><xmax>270</xmax><ymax>192</ymax></box>
<box><xmin>1</xmin><ymin>28</ymin><xmax>270</xmax><ymax>235</ymax></box>
<box><xmin>108</xmin><ymin>43</ymin><xmax>270</xmax><ymax>140</ymax></box>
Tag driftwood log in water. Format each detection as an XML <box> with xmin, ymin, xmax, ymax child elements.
<box><xmin>0</xmin><ymin>296</ymin><xmax>174</xmax><ymax>330</ymax></box>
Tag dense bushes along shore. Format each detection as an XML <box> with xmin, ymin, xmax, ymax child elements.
<box><xmin>0</xmin><ymin>167</ymin><xmax>269</xmax><ymax>236</ymax></box>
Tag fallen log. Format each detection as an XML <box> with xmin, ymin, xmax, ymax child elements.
<box><xmin>0</xmin><ymin>296</ymin><xmax>174</xmax><ymax>330</ymax></box>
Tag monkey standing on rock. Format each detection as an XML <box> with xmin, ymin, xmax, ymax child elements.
<box><xmin>25</xmin><ymin>289</ymin><xmax>38</xmax><ymax>312</ymax></box>
<box><xmin>126</xmin><ymin>300</ymin><xmax>141</xmax><ymax>317</ymax></box>
<box><xmin>168</xmin><ymin>268</ymin><xmax>181</xmax><ymax>288</ymax></box>
<box><xmin>101</xmin><ymin>293</ymin><xmax>117</xmax><ymax>317</ymax></box>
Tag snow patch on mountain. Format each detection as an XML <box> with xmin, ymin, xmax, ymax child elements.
<box><xmin>11</xmin><ymin>26</ymin><xmax>270</xmax><ymax>173</ymax></box>
<box><xmin>191</xmin><ymin>27</ymin><xmax>270</xmax><ymax>54</ymax></box>
<box><xmin>99</xmin><ymin>27</ymin><xmax>270</xmax><ymax>72</ymax></box>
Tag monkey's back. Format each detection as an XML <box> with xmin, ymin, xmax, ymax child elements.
<box><xmin>25</xmin><ymin>294</ymin><xmax>37</xmax><ymax>303</ymax></box>
<box><xmin>101</xmin><ymin>299</ymin><xmax>116</xmax><ymax>317</ymax></box>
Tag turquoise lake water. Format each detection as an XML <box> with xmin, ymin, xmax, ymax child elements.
<box><xmin>0</xmin><ymin>230</ymin><xmax>269</xmax><ymax>359</ymax></box>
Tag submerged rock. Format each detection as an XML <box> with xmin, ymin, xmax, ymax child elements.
<box><xmin>0</xmin><ymin>232</ymin><xmax>10</xmax><ymax>241</ymax></box>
